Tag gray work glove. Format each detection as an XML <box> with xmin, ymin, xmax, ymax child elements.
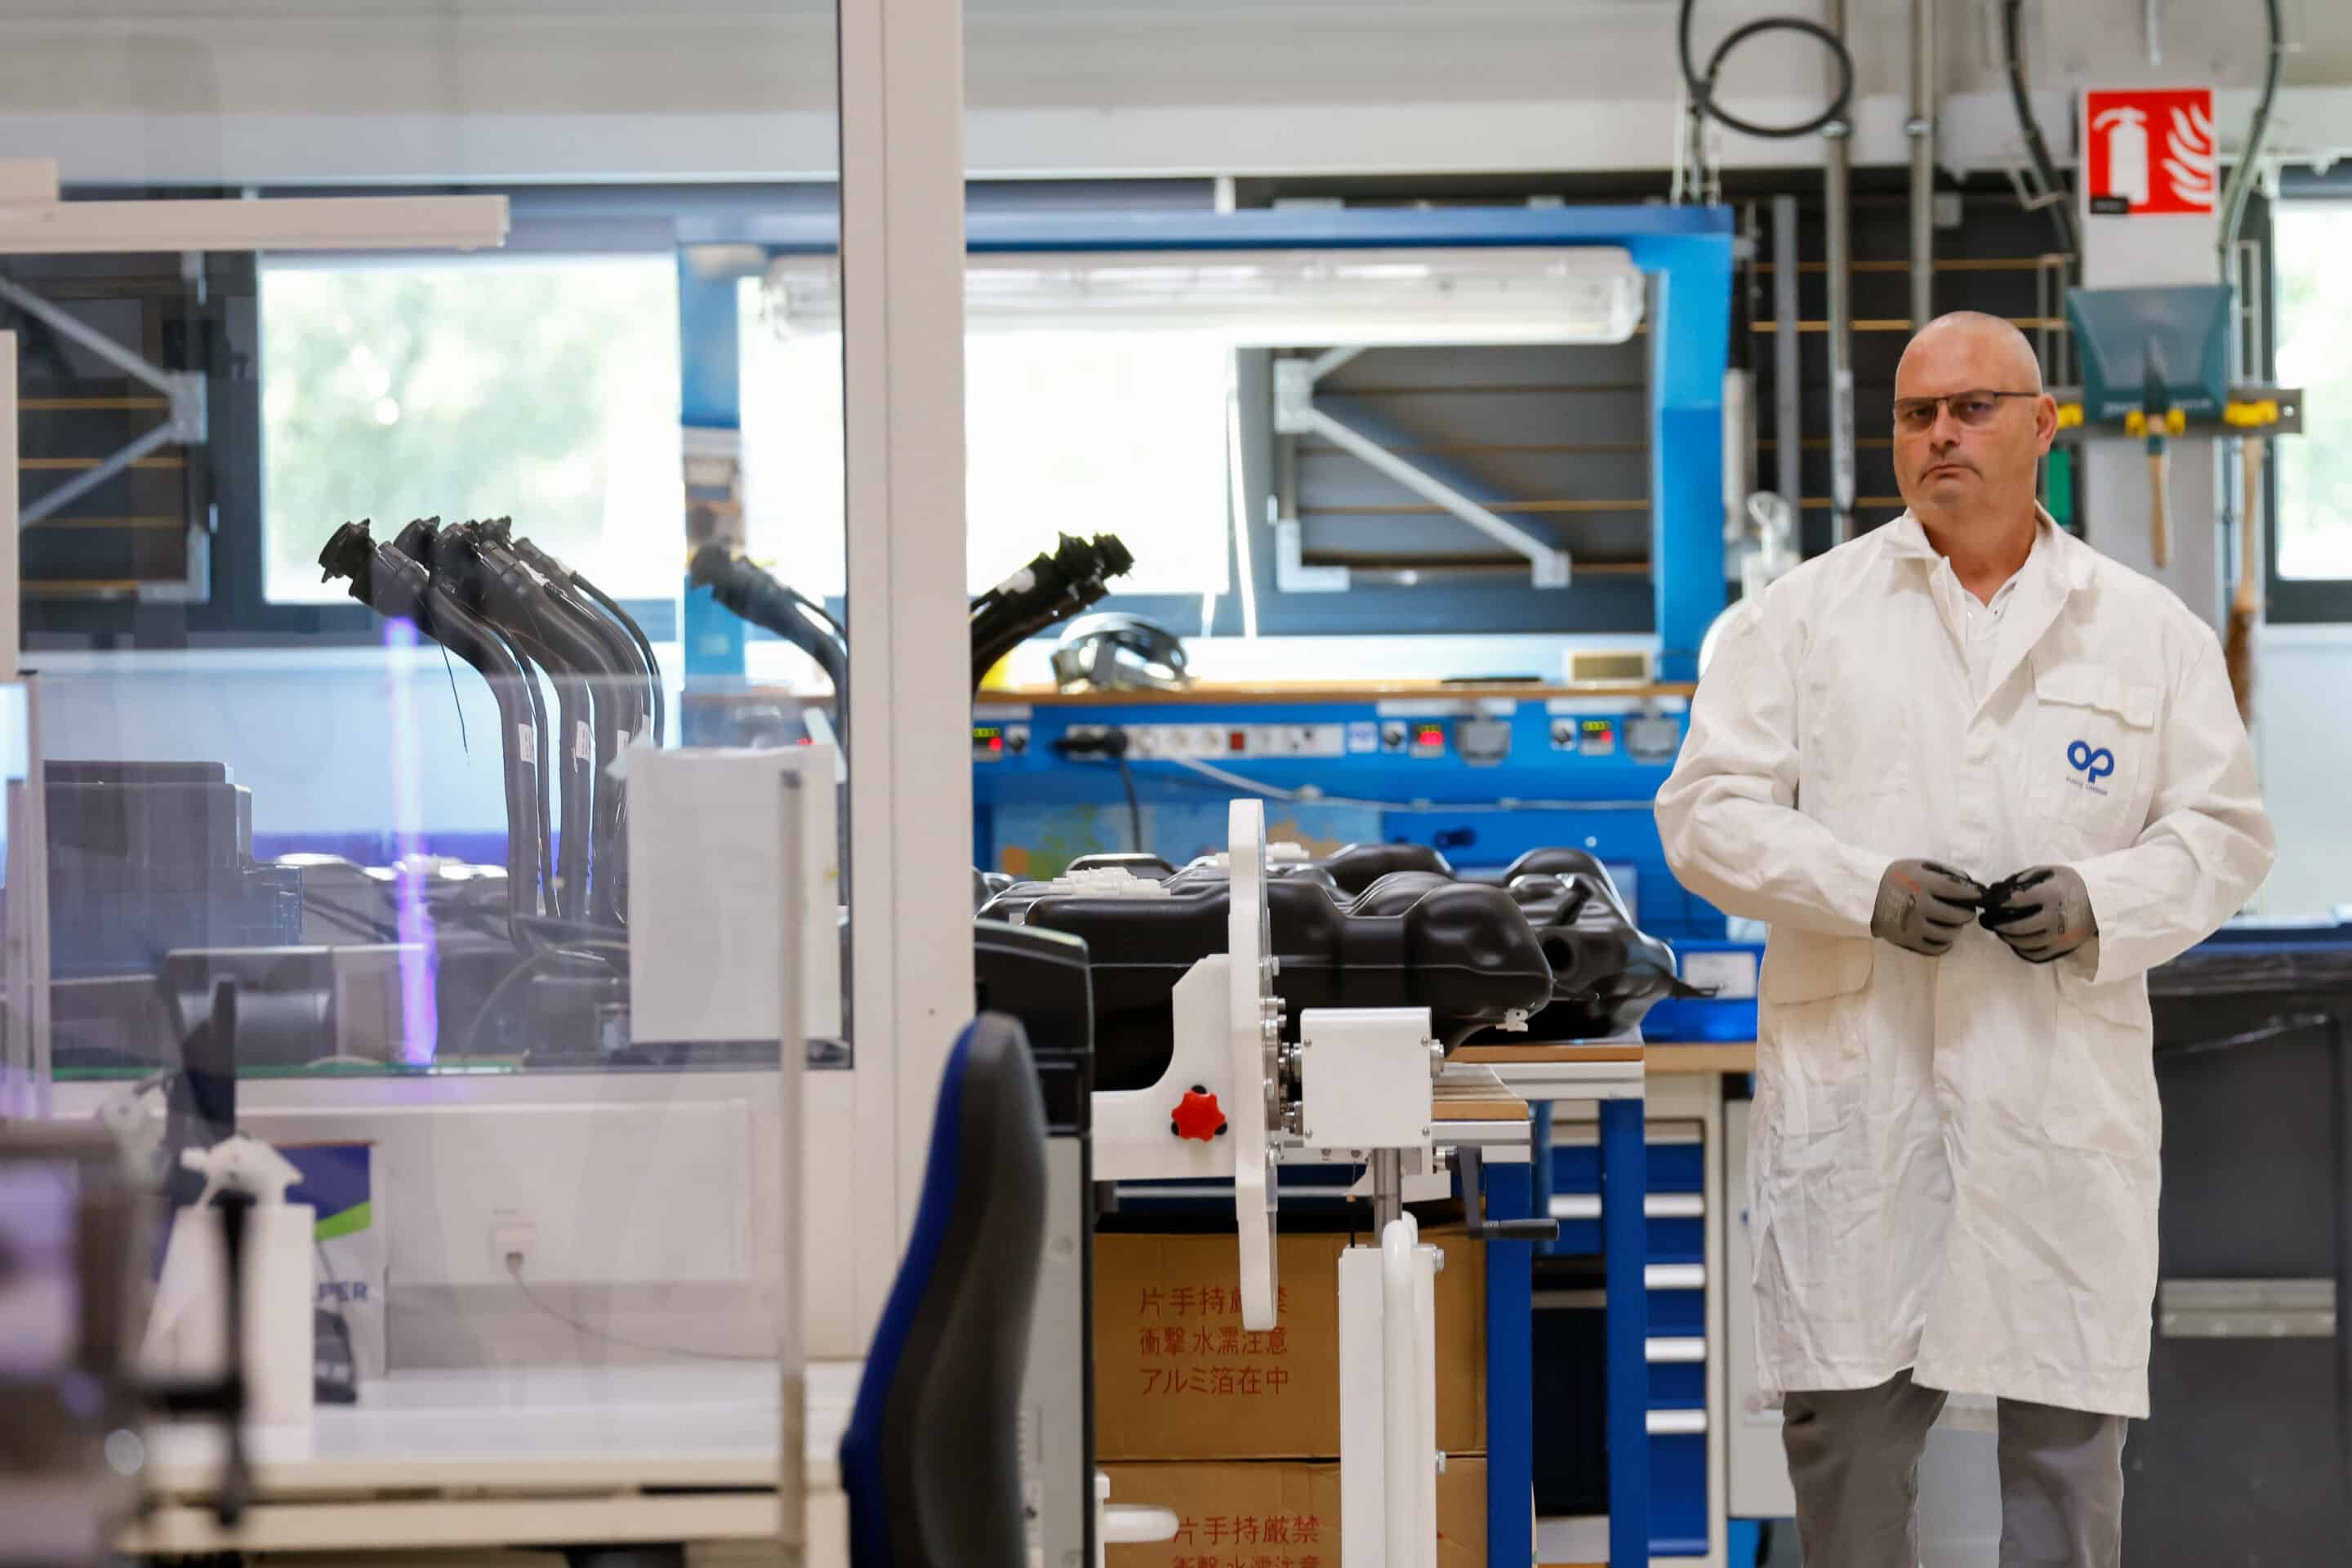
<box><xmin>1870</xmin><ymin>859</ymin><xmax>1986</xmax><ymax>956</ymax></box>
<box><xmin>1978</xmin><ymin>866</ymin><xmax>2099</xmax><ymax>965</ymax></box>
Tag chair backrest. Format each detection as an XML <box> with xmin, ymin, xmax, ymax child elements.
<box><xmin>840</xmin><ymin>1012</ymin><xmax>1049</xmax><ymax>1568</ymax></box>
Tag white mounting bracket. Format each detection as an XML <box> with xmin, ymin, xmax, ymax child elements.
<box><xmin>1272</xmin><ymin>351</ymin><xmax>1570</xmax><ymax>590</ymax></box>
<box><xmin>1225</xmin><ymin>798</ymin><xmax>1282</xmax><ymax>1331</ymax></box>
<box><xmin>1089</xmin><ymin>800</ymin><xmax>1287</xmax><ymax>1330</ymax></box>
<box><xmin>1274</xmin><ymin>515</ymin><xmax>1351</xmax><ymax>594</ymax></box>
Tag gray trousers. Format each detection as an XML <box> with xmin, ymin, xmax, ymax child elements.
<box><xmin>1781</xmin><ymin>1369</ymin><xmax>2127</xmax><ymax>1568</ymax></box>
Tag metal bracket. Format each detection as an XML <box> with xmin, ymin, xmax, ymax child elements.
<box><xmin>2049</xmin><ymin>384</ymin><xmax>2305</xmax><ymax>442</ymax></box>
<box><xmin>2158</xmin><ymin>1278</ymin><xmax>2335</xmax><ymax>1339</ymax></box>
<box><xmin>1272</xmin><ymin>353</ymin><xmax>1571</xmax><ymax>590</ymax></box>
<box><xmin>0</xmin><ymin>271</ymin><xmax>208</xmax><ymax>528</ymax></box>
<box><xmin>1451</xmin><ymin>1147</ymin><xmax>1559</xmax><ymax>1243</ymax></box>
<box><xmin>1273</xmin><ymin>517</ymin><xmax>1349</xmax><ymax>593</ymax></box>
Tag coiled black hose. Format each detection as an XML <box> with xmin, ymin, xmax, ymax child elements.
<box><xmin>1677</xmin><ymin>0</ymin><xmax>1855</xmax><ymax>141</ymax></box>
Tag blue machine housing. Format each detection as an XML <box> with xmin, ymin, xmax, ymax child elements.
<box><xmin>973</xmin><ymin>689</ymin><xmax>1718</xmax><ymax>934</ymax></box>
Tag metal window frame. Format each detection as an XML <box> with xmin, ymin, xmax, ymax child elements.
<box><xmin>837</xmin><ymin>0</ymin><xmax>975</xmax><ymax>1335</ymax></box>
<box><xmin>2268</xmin><ymin>176</ymin><xmax>2352</xmax><ymax>622</ymax></box>
<box><xmin>730</xmin><ymin>203</ymin><xmax>1732</xmax><ymax>678</ymax></box>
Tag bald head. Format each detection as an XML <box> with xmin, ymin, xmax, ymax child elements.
<box><xmin>1897</xmin><ymin>310</ymin><xmax>2043</xmax><ymax>396</ymax></box>
<box><xmin>1890</xmin><ymin>311</ymin><xmax>2056</xmax><ymax>542</ymax></box>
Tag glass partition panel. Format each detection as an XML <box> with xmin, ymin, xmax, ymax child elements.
<box><xmin>0</xmin><ymin>0</ymin><xmax>844</xmax><ymax>1551</ymax></box>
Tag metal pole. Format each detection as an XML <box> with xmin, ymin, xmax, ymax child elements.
<box><xmin>0</xmin><ymin>333</ymin><xmax>16</xmax><ymax>675</ymax></box>
<box><xmin>1824</xmin><ymin>0</ymin><xmax>1857</xmax><ymax>544</ymax></box>
<box><xmin>1370</xmin><ymin>1147</ymin><xmax>1405</xmax><ymax>1234</ymax></box>
<box><xmin>1909</xmin><ymin>0</ymin><xmax>1937</xmax><ymax>332</ymax></box>
<box><xmin>1771</xmin><ymin>196</ymin><xmax>1802</xmax><ymax>510</ymax></box>
<box><xmin>776</xmin><ymin>768</ymin><xmax>807</xmax><ymax>1566</ymax></box>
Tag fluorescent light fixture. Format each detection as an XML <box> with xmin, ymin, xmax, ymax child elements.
<box><xmin>764</xmin><ymin>246</ymin><xmax>1645</xmax><ymax>345</ymax></box>
<box><xmin>0</xmin><ymin>161</ymin><xmax>508</xmax><ymax>254</ymax></box>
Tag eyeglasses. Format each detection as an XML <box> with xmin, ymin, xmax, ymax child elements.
<box><xmin>1891</xmin><ymin>390</ymin><xmax>2040</xmax><ymax>432</ymax></box>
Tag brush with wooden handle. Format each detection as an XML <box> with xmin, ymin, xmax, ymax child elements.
<box><xmin>2226</xmin><ymin>434</ymin><xmax>2265</xmax><ymax>728</ymax></box>
<box><xmin>2143</xmin><ymin>363</ymin><xmax>2173</xmax><ymax>570</ymax></box>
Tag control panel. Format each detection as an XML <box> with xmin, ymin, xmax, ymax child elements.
<box><xmin>968</xmin><ymin>691</ymin><xmax>1712</xmax><ymax>939</ymax></box>
<box><xmin>1553</xmin><ymin>715</ymin><xmax>1619</xmax><ymax>757</ymax></box>
<box><xmin>972</xmin><ymin>722</ymin><xmax>1032</xmax><ymax>761</ymax></box>
<box><xmin>1120</xmin><ymin>721</ymin><xmax>1348</xmax><ymax>760</ymax></box>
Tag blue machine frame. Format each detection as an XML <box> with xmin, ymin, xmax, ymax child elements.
<box><xmin>969</xmin><ymin>690</ymin><xmax>1726</xmax><ymax>947</ymax></box>
<box><xmin>674</xmin><ymin>204</ymin><xmax>1733</xmax><ymax>683</ymax></box>
<box><xmin>676</xmin><ymin>203</ymin><xmax>1739</xmax><ymax>1566</ymax></box>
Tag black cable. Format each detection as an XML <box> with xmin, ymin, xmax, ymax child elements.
<box><xmin>300</xmin><ymin>897</ymin><xmax>402</xmax><ymax>944</ymax></box>
<box><xmin>318</xmin><ymin>523</ymin><xmax>546</xmax><ymax>943</ymax></box>
<box><xmin>2218</xmin><ymin>0</ymin><xmax>2286</xmax><ymax>256</ymax></box>
<box><xmin>459</xmin><ymin>943</ymin><xmax>625</xmax><ymax>1060</ymax></box>
<box><xmin>1677</xmin><ymin>0</ymin><xmax>1855</xmax><ymax>141</ymax></box>
<box><xmin>2002</xmin><ymin>0</ymin><xmax>2079</xmax><ymax>257</ymax></box>
<box><xmin>434</xmin><ymin>526</ymin><xmax>608</xmax><ymax>924</ymax></box>
<box><xmin>504</xmin><ymin>1258</ymin><xmax>767</xmax><ymax>1364</ymax></box>
<box><xmin>574</xmin><ymin>573</ymin><xmax>666</xmax><ymax>746</ymax></box>
<box><xmin>1119</xmin><ymin>754</ymin><xmax>1143</xmax><ymax>853</ymax></box>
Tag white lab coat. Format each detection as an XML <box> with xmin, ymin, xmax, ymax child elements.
<box><xmin>1656</xmin><ymin>511</ymin><xmax>2274</xmax><ymax>1417</ymax></box>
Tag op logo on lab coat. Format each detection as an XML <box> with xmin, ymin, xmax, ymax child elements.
<box><xmin>2067</xmin><ymin>739</ymin><xmax>2117</xmax><ymax>792</ymax></box>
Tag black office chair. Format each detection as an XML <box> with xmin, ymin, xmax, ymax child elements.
<box><xmin>839</xmin><ymin>1012</ymin><xmax>1048</xmax><ymax>1568</ymax></box>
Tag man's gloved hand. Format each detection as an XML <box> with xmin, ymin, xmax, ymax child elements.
<box><xmin>1870</xmin><ymin>859</ymin><xmax>1987</xmax><ymax>956</ymax></box>
<box><xmin>1979</xmin><ymin>866</ymin><xmax>2098</xmax><ymax>964</ymax></box>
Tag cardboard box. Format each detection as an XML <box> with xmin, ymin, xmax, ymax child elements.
<box><xmin>1094</xmin><ymin>1229</ymin><xmax>1484</xmax><ymax>1461</ymax></box>
<box><xmin>1101</xmin><ymin>1458</ymin><xmax>1487</xmax><ymax>1568</ymax></box>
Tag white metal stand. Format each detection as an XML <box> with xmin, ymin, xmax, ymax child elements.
<box><xmin>1090</xmin><ymin>798</ymin><xmax>1446</xmax><ymax>1561</ymax></box>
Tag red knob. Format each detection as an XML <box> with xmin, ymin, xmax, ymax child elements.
<box><xmin>1170</xmin><ymin>1086</ymin><xmax>1227</xmax><ymax>1143</ymax></box>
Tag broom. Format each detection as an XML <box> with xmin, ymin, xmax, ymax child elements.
<box><xmin>2225</xmin><ymin>435</ymin><xmax>2264</xmax><ymax>729</ymax></box>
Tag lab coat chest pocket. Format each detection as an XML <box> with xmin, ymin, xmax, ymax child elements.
<box><xmin>2025</xmin><ymin>664</ymin><xmax>2159</xmax><ymax>857</ymax></box>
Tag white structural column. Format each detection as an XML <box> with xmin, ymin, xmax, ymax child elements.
<box><xmin>1</xmin><ymin>332</ymin><xmax>16</xmax><ymax>679</ymax></box>
<box><xmin>839</xmin><ymin>0</ymin><xmax>975</xmax><ymax>1321</ymax></box>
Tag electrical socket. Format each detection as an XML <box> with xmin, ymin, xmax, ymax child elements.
<box><xmin>491</xmin><ymin>1217</ymin><xmax>538</xmax><ymax>1273</ymax></box>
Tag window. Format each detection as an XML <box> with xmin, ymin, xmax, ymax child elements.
<box><xmin>260</xmin><ymin>256</ymin><xmax>682</xmax><ymax>604</ymax></box>
<box><xmin>738</xmin><ymin>277</ymin><xmax>1234</xmax><ymax>599</ymax></box>
<box><xmin>2273</xmin><ymin>203</ymin><xmax>2352</xmax><ymax>581</ymax></box>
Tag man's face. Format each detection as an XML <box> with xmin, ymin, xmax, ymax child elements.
<box><xmin>1891</xmin><ymin>325</ymin><xmax>2057</xmax><ymax>523</ymax></box>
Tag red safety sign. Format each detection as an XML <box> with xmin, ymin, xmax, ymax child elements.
<box><xmin>2082</xmin><ymin>87</ymin><xmax>2217</xmax><ymax>216</ymax></box>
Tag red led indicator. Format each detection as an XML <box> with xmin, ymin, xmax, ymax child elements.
<box><xmin>1229</xmin><ymin>731</ymin><xmax>1247</xmax><ymax>752</ymax></box>
<box><xmin>990</xmin><ymin>737</ymin><xmax>1003</xmax><ymax>752</ymax></box>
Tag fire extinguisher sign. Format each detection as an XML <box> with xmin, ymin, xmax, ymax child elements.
<box><xmin>2082</xmin><ymin>87</ymin><xmax>2217</xmax><ymax>216</ymax></box>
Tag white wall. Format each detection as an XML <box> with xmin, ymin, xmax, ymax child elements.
<box><xmin>2</xmin><ymin>0</ymin><xmax>2350</xmax><ymax>185</ymax></box>
<box><xmin>2250</xmin><ymin>625</ymin><xmax>2352</xmax><ymax>922</ymax></box>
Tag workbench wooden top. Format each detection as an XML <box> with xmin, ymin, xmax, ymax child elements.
<box><xmin>1450</xmin><ymin>1041</ymin><xmax>1757</xmax><ymax>1075</ymax></box>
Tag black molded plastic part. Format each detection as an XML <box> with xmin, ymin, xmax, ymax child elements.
<box><xmin>1065</xmin><ymin>853</ymin><xmax>1179</xmax><ymax>880</ymax></box>
<box><xmin>1009</xmin><ymin>878</ymin><xmax>1553</xmax><ymax>1090</ymax></box>
<box><xmin>1312</xmin><ymin>842</ymin><xmax>1456</xmax><ymax>895</ymax></box>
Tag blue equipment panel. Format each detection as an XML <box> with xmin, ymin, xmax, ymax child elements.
<box><xmin>971</xmin><ymin>691</ymin><xmax>1731</xmax><ymax>943</ymax></box>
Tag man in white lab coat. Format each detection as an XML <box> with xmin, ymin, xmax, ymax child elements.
<box><xmin>1656</xmin><ymin>312</ymin><xmax>2274</xmax><ymax>1566</ymax></box>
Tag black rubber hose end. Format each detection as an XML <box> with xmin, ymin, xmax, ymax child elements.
<box><xmin>318</xmin><ymin>520</ymin><xmax>377</xmax><ymax>597</ymax></box>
